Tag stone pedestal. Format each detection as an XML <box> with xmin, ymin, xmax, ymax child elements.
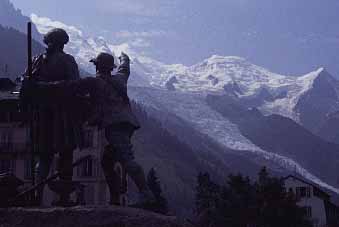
<box><xmin>0</xmin><ymin>206</ymin><xmax>186</xmax><ymax>227</ymax></box>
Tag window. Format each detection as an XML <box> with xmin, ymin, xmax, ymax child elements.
<box><xmin>296</xmin><ymin>187</ymin><xmax>311</xmax><ymax>198</ymax></box>
<box><xmin>304</xmin><ymin>206</ymin><xmax>312</xmax><ymax>218</ymax></box>
<box><xmin>85</xmin><ymin>184</ymin><xmax>95</xmax><ymax>204</ymax></box>
<box><xmin>0</xmin><ymin>131</ymin><xmax>13</xmax><ymax>151</ymax></box>
<box><xmin>98</xmin><ymin>184</ymin><xmax>107</xmax><ymax>203</ymax></box>
<box><xmin>306</xmin><ymin>187</ymin><xmax>311</xmax><ymax>197</ymax></box>
<box><xmin>77</xmin><ymin>158</ymin><xmax>93</xmax><ymax>177</ymax></box>
<box><xmin>0</xmin><ymin>159</ymin><xmax>14</xmax><ymax>173</ymax></box>
<box><xmin>24</xmin><ymin>159</ymin><xmax>32</xmax><ymax>180</ymax></box>
<box><xmin>0</xmin><ymin>112</ymin><xmax>7</xmax><ymax>122</ymax></box>
<box><xmin>9</xmin><ymin>111</ymin><xmax>21</xmax><ymax>123</ymax></box>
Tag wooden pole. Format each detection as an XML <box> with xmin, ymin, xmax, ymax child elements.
<box><xmin>27</xmin><ymin>22</ymin><xmax>35</xmax><ymax>187</ymax></box>
<box><xmin>27</xmin><ymin>22</ymin><xmax>32</xmax><ymax>78</ymax></box>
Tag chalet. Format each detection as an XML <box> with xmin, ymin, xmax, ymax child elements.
<box><xmin>0</xmin><ymin>78</ymin><xmax>112</xmax><ymax>206</ymax></box>
<box><xmin>283</xmin><ymin>175</ymin><xmax>339</xmax><ymax>227</ymax></box>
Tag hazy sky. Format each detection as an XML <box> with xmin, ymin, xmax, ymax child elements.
<box><xmin>10</xmin><ymin>0</ymin><xmax>339</xmax><ymax>75</ymax></box>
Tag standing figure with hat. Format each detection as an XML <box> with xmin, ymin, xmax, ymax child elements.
<box><xmin>88</xmin><ymin>52</ymin><xmax>154</xmax><ymax>207</ymax></box>
<box><xmin>20</xmin><ymin>28</ymin><xmax>81</xmax><ymax>206</ymax></box>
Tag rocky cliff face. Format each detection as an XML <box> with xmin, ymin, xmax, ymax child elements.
<box><xmin>295</xmin><ymin>69</ymin><xmax>339</xmax><ymax>133</ymax></box>
<box><xmin>0</xmin><ymin>0</ymin><xmax>41</xmax><ymax>41</ymax></box>
<box><xmin>0</xmin><ymin>206</ymin><xmax>187</xmax><ymax>227</ymax></box>
<box><xmin>0</xmin><ymin>25</ymin><xmax>44</xmax><ymax>79</ymax></box>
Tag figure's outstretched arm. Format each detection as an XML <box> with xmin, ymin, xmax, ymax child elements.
<box><xmin>115</xmin><ymin>52</ymin><xmax>131</xmax><ymax>83</ymax></box>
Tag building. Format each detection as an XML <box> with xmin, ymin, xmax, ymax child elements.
<box><xmin>284</xmin><ymin>175</ymin><xmax>339</xmax><ymax>227</ymax></box>
<box><xmin>0</xmin><ymin>79</ymin><xmax>113</xmax><ymax>206</ymax></box>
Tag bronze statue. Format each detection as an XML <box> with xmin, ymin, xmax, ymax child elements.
<box><xmin>29</xmin><ymin>52</ymin><xmax>155</xmax><ymax>207</ymax></box>
<box><xmin>20</xmin><ymin>28</ymin><xmax>82</xmax><ymax>206</ymax></box>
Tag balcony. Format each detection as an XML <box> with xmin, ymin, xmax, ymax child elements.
<box><xmin>0</xmin><ymin>142</ymin><xmax>29</xmax><ymax>153</ymax></box>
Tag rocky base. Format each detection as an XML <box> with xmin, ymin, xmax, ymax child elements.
<box><xmin>0</xmin><ymin>206</ymin><xmax>187</xmax><ymax>227</ymax></box>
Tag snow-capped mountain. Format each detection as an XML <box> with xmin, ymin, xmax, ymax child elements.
<box><xmin>31</xmin><ymin>14</ymin><xmax>339</xmax><ymax>194</ymax></box>
<box><xmin>31</xmin><ymin>14</ymin><xmax>328</xmax><ymax>122</ymax></box>
<box><xmin>130</xmin><ymin>54</ymin><xmax>327</xmax><ymax>122</ymax></box>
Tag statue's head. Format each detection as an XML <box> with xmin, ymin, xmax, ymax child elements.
<box><xmin>43</xmin><ymin>28</ymin><xmax>69</xmax><ymax>51</ymax></box>
<box><xmin>90</xmin><ymin>52</ymin><xmax>117</xmax><ymax>73</ymax></box>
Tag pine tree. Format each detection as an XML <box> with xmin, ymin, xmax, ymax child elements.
<box><xmin>195</xmin><ymin>172</ymin><xmax>220</xmax><ymax>214</ymax></box>
<box><xmin>195</xmin><ymin>172</ymin><xmax>221</xmax><ymax>227</ymax></box>
<box><xmin>258</xmin><ymin>166</ymin><xmax>269</xmax><ymax>186</ymax></box>
<box><xmin>147</xmin><ymin>168</ymin><xmax>168</xmax><ymax>214</ymax></box>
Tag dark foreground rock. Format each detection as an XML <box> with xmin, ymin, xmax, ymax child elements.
<box><xmin>0</xmin><ymin>206</ymin><xmax>187</xmax><ymax>227</ymax></box>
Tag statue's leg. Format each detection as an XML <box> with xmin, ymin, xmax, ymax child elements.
<box><xmin>36</xmin><ymin>153</ymin><xmax>54</xmax><ymax>205</ymax></box>
<box><xmin>123</xmin><ymin>156</ymin><xmax>155</xmax><ymax>205</ymax></box>
<box><xmin>55</xmin><ymin>148</ymin><xmax>74</xmax><ymax>204</ymax></box>
<box><xmin>101</xmin><ymin>145</ymin><xmax>121</xmax><ymax>205</ymax></box>
<box><xmin>105</xmin><ymin>124</ymin><xmax>154</xmax><ymax>205</ymax></box>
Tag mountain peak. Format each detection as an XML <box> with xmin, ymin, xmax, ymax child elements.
<box><xmin>310</xmin><ymin>67</ymin><xmax>337</xmax><ymax>84</ymax></box>
<box><xmin>317</xmin><ymin>67</ymin><xmax>326</xmax><ymax>73</ymax></box>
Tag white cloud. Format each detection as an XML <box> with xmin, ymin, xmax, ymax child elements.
<box><xmin>113</xmin><ymin>30</ymin><xmax>166</xmax><ymax>49</ymax></box>
<box><xmin>31</xmin><ymin>14</ymin><xmax>83</xmax><ymax>36</ymax></box>
<box><xmin>115</xmin><ymin>30</ymin><xmax>166</xmax><ymax>38</ymax></box>
<box><xmin>94</xmin><ymin>0</ymin><xmax>175</xmax><ymax>17</ymax></box>
<box><xmin>130</xmin><ymin>38</ymin><xmax>151</xmax><ymax>47</ymax></box>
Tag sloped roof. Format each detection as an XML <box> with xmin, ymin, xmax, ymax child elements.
<box><xmin>283</xmin><ymin>175</ymin><xmax>331</xmax><ymax>200</ymax></box>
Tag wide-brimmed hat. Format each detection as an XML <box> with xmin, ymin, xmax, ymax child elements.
<box><xmin>90</xmin><ymin>52</ymin><xmax>117</xmax><ymax>69</ymax></box>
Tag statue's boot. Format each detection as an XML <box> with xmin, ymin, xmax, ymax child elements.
<box><xmin>50</xmin><ymin>149</ymin><xmax>76</xmax><ymax>207</ymax></box>
<box><xmin>49</xmin><ymin>180</ymin><xmax>78</xmax><ymax>207</ymax></box>
<box><xmin>102</xmin><ymin>149</ymin><xmax>122</xmax><ymax>205</ymax></box>
<box><xmin>124</xmin><ymin>160</ymin><xmax>156</xmax><ymax>208</ymax></box>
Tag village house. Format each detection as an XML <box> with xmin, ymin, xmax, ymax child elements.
<box><xmin>284</xmin><ymin>175</ymin><xmax>339</xmax><ymax>227</ymax></box>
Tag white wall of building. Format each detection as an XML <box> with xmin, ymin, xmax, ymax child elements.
<box><xmin>284</xmin><ymin>177</ymin><xmax>327</xmax><ymax>227</ymax></box>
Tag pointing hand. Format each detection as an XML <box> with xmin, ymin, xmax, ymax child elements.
<box><xmin>119</xmin><ymin>52</ymin><xmax>130</xmax><ymax>63</ymax></box>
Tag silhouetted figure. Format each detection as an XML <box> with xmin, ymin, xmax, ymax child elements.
<box><xmin>20</xmin><ymin>28</ymin><xmax>81</xmax><ymax>206</ymax></box>
<box><xmin>89</xmin><ymin>52</ymin><xmax>154</xmax><ymax>206</ymax></box>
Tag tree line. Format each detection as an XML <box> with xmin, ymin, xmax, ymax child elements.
<box><xmin>195</xmin><ymin>167</ymin><xmax>313</xmax><ymax>227</ymax></box>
